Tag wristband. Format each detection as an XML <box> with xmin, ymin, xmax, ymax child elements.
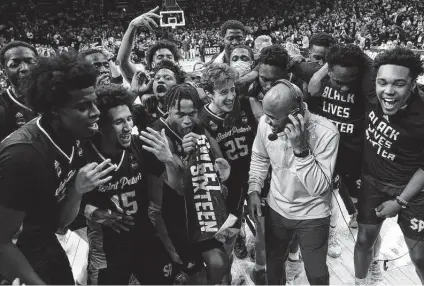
<box><xmin>294</xmin><ymin>148</ymin><xmax>310</xmax><ymax>158</ymax></box>
<box><xmin>396</xmin><ymin>196</ymin><xmax>408</xmax><ymax>209</ymax></box>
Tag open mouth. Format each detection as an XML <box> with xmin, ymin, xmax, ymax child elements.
<box><xmin>224</xmin><ymin>99</ymin><xmax>235</xmax><ymax>108</ymax></box>
<box><xmin>156</xmin><ymin>85</ymin><xmax>167</xmax><ymax>93</ymax></box>
<box><xmin>381</xmin><ymin>98</ymin><xmax>398</xmax><ymax>110</ymax></box>
<box><xmin>120</xmin><ymin>133</ymin><xmax>131</xmax><ymax>143</ymax></box>
<box><xmin>87</xmin><ymin>122</ymin><xmax>99</xmax><ymax>132</ymax></box>
<box><xmin>181</xmin><ymin>126</ymin><xmax>192</xmax><ymax>135</ymax></box>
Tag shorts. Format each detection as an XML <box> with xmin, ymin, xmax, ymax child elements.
<box><xmin>357</xmin><ymin>175</ymin><xmax>424</xmax><ymax>240</ymax></box>
<box><xmin>334</xmin><ymin>144</ymin><xmax>363</xmax><ymax>198</ymax></box>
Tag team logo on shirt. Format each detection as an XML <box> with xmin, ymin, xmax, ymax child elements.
<box><xmin>209</xmin><ymin>120</ymin><xmax>218</xmax><ymax>131</ymax></box>
<box><xmin>15</xmin><ymin>112</ymin><xmax>26</xmax><ymax>126</ymax></box>
<box><xmin>129</xmin><ymin>153</ymin><xmax>139</xmax><ymax>170</ymax></box>
<box><xmin>54</xmin><ymin>160</ymin><xmax>62</xmax><ymax>178</ymax></box>
<box><xmin>241</xmin><ymin>116</ymin><xmax>248</xmax><ymax>124</ymax></box>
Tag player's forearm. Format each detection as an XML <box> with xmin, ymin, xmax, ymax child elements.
<box><xmin>236</xmin><ymin>70</ymin><xmax>258</xmax><ymax>91</ymax></box>
<box><xmin>58</xmin><ymin>189</ymin><xmax>83</xmax><ymax>229</ymax></box>
<box><xmin>399</xmin><ymin>169</ymin><xmax>424</xmax><ymax>203</ymax></box>
<box><xmin>116</xmin><ymin>23</ymin><xmax>138</xmax><ymax>82</ymax></box>
<box><xmin>308</xmin><ymin>63</ymin><xmax>328</xmax><ymax>97</ymax></box>
<box><xmin>0</xmin><ymin>243</ymin><xmax>46</xmax><ymax>285</ymax></box>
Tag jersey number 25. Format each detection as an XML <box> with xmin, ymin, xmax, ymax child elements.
<box><xmin>224</xmin><ymin>136</ymin><xmax>248</xmax><ymax>160</ymax></box>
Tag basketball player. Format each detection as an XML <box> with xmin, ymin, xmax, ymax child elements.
<box><xmin>77</xmin><ymin>49</ymin><xmax>112</xmax><ymax>86</ymax></box>
<box><xmin>82</xmin><ymin>84</ymin><xmax>175</xmax><ymax>285</ymax></box>
<box><xmin>140</xmin><ymin>83</ymin><xmax>231</xmax><ymax>285</ymax></box>
<box><xmin>199</xmin><ymin>63</ymin><xmax>257</xmax><ymax>284</ymax></box>
<box><xmin>0</xmin><ymin>41</ymin><xmax>38</xmax><ymax>141</ymax></box>
<box><xmin>132</xmin><ymin>60</ymin><xmax>185</xmax><ymax>130</ymax></box>
<box><xmin>0</xmin><ymin>54</ymin><xmax>114</xmax><ymax>284</ymax></box>
<box><xmin>354</xmin><ymin>47</ymin><xmax>424</xmax><ymax>285</ymax></box>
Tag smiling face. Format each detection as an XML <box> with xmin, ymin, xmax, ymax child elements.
<box><xmin>104</xmin><ymin>105</ymin><xmax>133</xmax><ymax>149</ymax></box>
<box><xmin>376</xmin><ymin>64</ymin><xmax>415</xmax><ymax>115</ymax></box>
<box><xmin>57</xmin><ymin>86</ymin><xmax>100</xmax><ymax>139</ymax></box>
<box><xmin>153</xmin><ymin>68</ymin><xmax>177</xmax><ymax>99</ymax></box>
<box><xmin>208</xmin><ymin>80</ymin><xmax>236</xmax><ymax>115</ymax></box>
<box><xmin>152</xmin><ymin>48</ymin><xmax>175</xmax><ymax>67</ymax></box>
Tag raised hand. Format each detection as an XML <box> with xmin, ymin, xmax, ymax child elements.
<box><xmin>73</xmin><ymin>159</ymin><xmax>116</xmax><ymax>195</ymax></box>
<box><xmin>130</xmin><ymin>6</ymin><xmax>161</xmax><ymax>31</ymax></box>
<box><xmin>140</xmin><ymin>128</ymin><xmax>173</xmax><ymax>163</ymax></box>
<box><xmin>91</xmin><ymin>209</ymin><xmax>135</xmax><ymax>233</ymax></box>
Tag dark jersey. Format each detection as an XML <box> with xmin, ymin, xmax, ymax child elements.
<box><xmin>133</xmin><ymin>104</ymin><xmax>167</xmax><ymax>132</ymax></box>
<box><xmin>198</xmin><ymin>97</ymin><xmax>256</xmax><ymax>214</ymax></box>
<box><xmin>83</xmin><ymin>135</ymin><xmax>158</xmax><ymax>239</ymax></box>
<box><xmin>363</xmin><ymin>90</ymin><xmax>424</xmax><ymax>186</ymax></box>
<box><xmin>0</xmin><ymin>117</ymin><xmax>86</xmax><ymax>272</ymax></box>
<box><xmin>0</xmin><ymin>88</ymin><xmax>38</xmax><ymax>142</ymax></box>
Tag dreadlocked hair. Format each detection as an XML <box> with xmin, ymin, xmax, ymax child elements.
<box><xmin>165</xmin><ymin>83</ymin><xmax>203</xmax><ymax>112</ymax></box>
<box><xmin>220</xmin><ymin>20</ymin><xmax>246</xmax><ymax>38</ymax></box>
<box><xmin>374</xmin><ymin>47</ymin><xmax>424</xmax><ymax>80</ymax></box>
<box><xmin>146</xmin><ymin>40</ymin><xmax>181</xmax><ymax>69</ymax></box>
<box><xmin>152</xmin><ymin>59</ymin><xmax>186</xmax><ymax>84</ymax></box>
<box><xmin>95</xmin><ymin>84</ymin><xmax>133</xmax><ymax>128</ymax></box>
<box><xmin>327</xmin><ymin>44</ymin><xmax>366</xmax><ymax>71</ymax></box>
<box><xmin>0</xmin><ymin>40</ymin><xmax>38</xmax><ymax>68</ymax></box>
<box><xmin>201</xmin><ymin>63</ymin><xmax>239</xmax><ymax>94</ymax></box>
<box><xmin>309</xmin><ymin>32</ymin><xmax>336</xmax><ymax>49</ymax></box>
<box><xmin>21</xmin><ymin>53</ymin><xmax>97</xmax><ymax>117</ymax></box>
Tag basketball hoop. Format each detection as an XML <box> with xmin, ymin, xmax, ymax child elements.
<box><xmin>160</xmin><ymin>0</ymin><xmax>185</xmax><ymax>29</ymax></box>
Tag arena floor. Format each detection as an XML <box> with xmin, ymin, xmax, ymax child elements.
<box><xmin>59</xmin><ymin>57</ymin><xmax>421</xmax><ymax>285</ymax></box>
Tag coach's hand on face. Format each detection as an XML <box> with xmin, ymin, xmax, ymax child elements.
<box><xmin>91</xmin><ymin>209</ymin><xmax>135</xmax><ymax>233</ymax></box>
<box><xmin>248</xmin><ymin>192</ymin><xmax>262</xmax><ymax>221</ymax></box>
<box><xmin>73</xmin><ymin>159</ymin><xmax>116</xmax><ymax>194</ymax></box>
<box><xmin>182</xmin><ymin>133</ymin><xmax>200</xmax><ymax>154</ymax></box>
<box><xmin>375</xmin><ymin>199</ymin><xmax>402</xmax><ymax>218</ymax></box>
<box><xmin>284</xmin><ymin>114</ymin><xmax>307</xmax><ymax>155</ymax></box>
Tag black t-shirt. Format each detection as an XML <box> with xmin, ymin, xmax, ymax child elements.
<box><xmin>363</xmin><ymin>90</ymin><xmax>424</xmax><ymax>185</ymax></box>
<box><xmin>83</xmin><ymin>135</ymin><xmax>160</xmax><ymax>241</ymax></box>
<box><xmin>0</xmin><ymin>88</ymin><xmax>38</xmax><ymax>142</ymax></box>
<box><xmin>0</xmin><ymin>117</ymin><xmax>86</xmax><ymax>256</ymax></box>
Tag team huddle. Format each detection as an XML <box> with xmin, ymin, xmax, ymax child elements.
<box><xmin>0</xmin><ymin>11</ymin><xmax>424</xmax><ymax>286</ymax></box>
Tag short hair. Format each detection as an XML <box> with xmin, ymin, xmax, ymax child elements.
<box><xmin>165</xmin><ymin>83</ymin><xmax>203</xmax><ymax>112</ymax></box>
<box><xmin>230</xmin><ymin>45</ymin><xmax>254</xmax><ymax>61</ymax></box>
<box><xmin>258</xmin><ymin>44</ymin><xmax>290</xmax><ymax>71</ymax></box>
<box><xmin>75</xmin><ymin>48</ymin><xmax>106</xmax><ymax>61</ymax></box>
<box><xmin>152</xmin><ymin>60</ymin><xmax>186</xmax><ymax>84</ymax></box>
<box><xmin>201</xmin><ymin>63</ymin><xmax>239</xmax><ymax>93</ymax></box>
<box><xmin>374</xmin><ymin>47</ymin><xmax>424</xmax><ymax>80</ymax></box>
<box><xmin>327</xmin><ymin>44</ymin><xmax>366</xmax><ymax>70</ymax></box>
<box><xmin>0</xmin><ymin>41</ymin><xmax>38</xmax><ymax>68</ymax></box>
<box><xmin>95</xmin><ymin>84</ymin><xmax>133</xmax><ymax>128</ymax></box>
<box><xmin>309</xmin><ymin>32</ymin><xmax>336</xmax><ymax>49</ymax></box>
<box><xmin>21</xmin><ymin>53</ymin><xmax>97</xmax><ymax>116</ymax></box>
<box><xmin>220</xmin><ymin>20</ymin><xmax>246</xmax><ymax>38</ymax></box>
<box><xmin>146</xmin><ymin>40</ymin><xmax>181</xmax><ymax>69</ymax></box>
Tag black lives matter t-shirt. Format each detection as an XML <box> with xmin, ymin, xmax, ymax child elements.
<box><xmin>309</xmin><ymin>77</ymin><xmax>366</xmax><ymax>153</ymax></box>
<box><xmin>363</xmin><ymin>90</ymin><xmax>424</xmax><ymax>186</ymax></box>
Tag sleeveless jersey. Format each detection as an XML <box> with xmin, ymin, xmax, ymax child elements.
<box><xmin>83</xmin><ymin>135</ymin><xmax>155</xmax><ymax>238</ymax></box>
<box><xmin>198</xmin><ymin>97</ymin><xmax>257</xmax><ymax>214</ymax></box>
<box><xmin>0</xmin><ymin>88</ymin><xmax>38</xmax><ymax>141</ymax></box>
<box><xmin>0</xmin><ymin>116</ymin><xmax>86</xmax><ymax>246</ymax></box>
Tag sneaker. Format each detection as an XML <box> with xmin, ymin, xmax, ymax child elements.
<box><xmin>234</xmin><ymin>235</ymin><xmax>248</xmax><ymax>259</ymax></box>
<box><xmin>355</xmin><ymin>277</ymin><xmax>368</xmax><ymax>285</ymax></box>
<box><xmin>349</xmin><ymin>212</ymin><xmax>358</xmax><ymax>229</ymax></box>
<box><xmin>285</xmin><ymin>258</ymin><xmax>303</xmax><ymax>284</ymax></box>
<box><xmin>253</xmin><ymin>269</ymin><xmax>268</xmax><ymax>285</ymax></box>
<box><xmin>327</xmin><ymin>228</ymin><xmax>342</xmax><ymax>258</ymax></box>
<box><xmin>368</xmin><ymin>261</ymin><xmax>383</xmax><ymax>285</ymax></box>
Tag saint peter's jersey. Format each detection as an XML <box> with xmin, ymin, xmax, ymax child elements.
<box><xmin>363</xmin><ymin>89</ymin><xmax>424</xmax><ymax>188</ymax></box>
<box><xmin>0</xmin><ymin>88</ymin><xmax>38</xmax><ymax>141</ymax></box>
<box><xmin>83</xmin><ymin>135</ymin><xmax>156</xmax><ymax>238</ymax></box>
<box><xmin>133</xmin><ymin>104</ymin><xmax>167</xmax><ymax>133</ymax></box>
<box><xmin>0</xmin><ymin>117</ymin><xmax>86</xmax><ymax>260</ymax></box>
<box><xmin>198</xmin><ymin>97</ymin><xmax>257</xmax><ymax>215</ymax></box>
